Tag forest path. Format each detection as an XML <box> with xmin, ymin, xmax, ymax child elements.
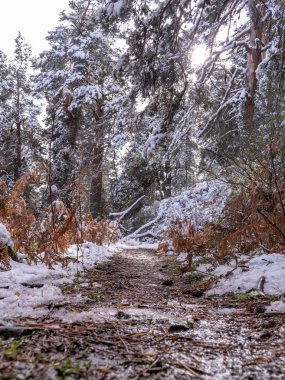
<box><xmin>1</xmin><ymin>248</ymin><xmax>285</xmax><ymax>379</ymax></box>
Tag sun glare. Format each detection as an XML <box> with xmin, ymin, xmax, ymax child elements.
<box><xmin>191</xmin><ymin>44</ymin><xmax>208</xmax><ymax>67</ymax></box>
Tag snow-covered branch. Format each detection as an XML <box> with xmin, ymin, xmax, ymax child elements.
<box><xmin>110</xmin><ymin>195</ymin><xmax>145</xmax><ymax>220</ymax></box>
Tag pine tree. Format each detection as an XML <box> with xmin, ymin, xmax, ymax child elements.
<box><xmin>34</xmin><ymin>0</ymin><xmax>123</xmax><ymax>216</ymax></box>
<box><xmin>0</xmin><ymin>33</ymin><xmax>40</xmax><ymax>186</ymax></box>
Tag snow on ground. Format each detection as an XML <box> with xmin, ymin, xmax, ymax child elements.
<box><xmin>128</xmin><ymin>180</ymin><xmax>231</xmax><ymax>239</ymax></box>
<box><xmin>116</xmin><ymin>239</ymin><xmax>158</xmax><ymax>251</ymax></box>
<box><xmin>0</xmin><ymin>243</ymin><xmax>117</xmax><ymax>324</ymax></box>
<box><xmin>207</xmin><ymin>253</ymin><xmax>285</xmax><ymax>296</ymax></box>
<box><xmin>266</xmin><ymin>300</ymin><xmax>285</xmax><ymax>313</ymax></box>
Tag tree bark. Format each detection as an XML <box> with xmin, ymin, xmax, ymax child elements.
<box><xmin>52</xmin><ymin>110</ymin><xmax>80</xmax><ymax>206</ymax></box>
<box><xmin>245</xmin><ymin>0</ymin><xmax>263</xmax><ymax>128</ymax></box>
<box><xmin>14</xmin><ymin>73</ymin><xmax>22</xmax><ymax>181</ymax></box>
<box><xmin>89</xmin><ymin>99</ymin><xmax>105</xmax><ymax>219</ymax></box>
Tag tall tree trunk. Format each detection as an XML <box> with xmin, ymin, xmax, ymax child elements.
<box><xmin>90</xmin><ymin>143</ymin><xmax>104</xmax><ymax>218</ymax></box>
<box><xmin>245</xmin><ymin>0</ymin><xmax>263</xmax><ymax>128</ymax></box>
<box><xmin>14</xmin><ymin>74</ymin><xmax>21</xmax><ymax>181</ymax></box>
<box><xmin>52</xmin><ymin>111</ymin><xmax>80</xmax><ymax>206</ymax></box>
<box><xmin>90</xmin><ymin>99</ymin><xmax>105</xmax><ymax>219</ymax></box>
<box><xmin>15</xmin><ymin>122</ymin><xmax>21</xmax><ymax>181</ymax></box>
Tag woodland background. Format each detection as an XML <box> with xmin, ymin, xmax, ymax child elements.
<box><xmin>0</xmin><ymin>0</ymin><xmax>285</xmax><ymax>268</ymax></box>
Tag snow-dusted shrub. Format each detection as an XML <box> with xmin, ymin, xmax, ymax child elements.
<box><xmin>161</xmin><ymin>165</ymin><xmax>285</xmax><ymax>266</ymax></box>
<box><xmin>130</xmin><ymin>180</ymin><xmax>231</xmax><ymax>242</ymax></box>
<box><xmin>159</xmin><ymin>219</ymin><xmax>222</xmax><ymax>266</ymax></box>
<box><xmin>78</xmin><ymin>214</ymin><xmax>120</xmax><ymax>245</ymax></box>
<box><xmin>151</xmin><ymin>180</ymin><xmax>231</xmax><ymax>236</ymax></box>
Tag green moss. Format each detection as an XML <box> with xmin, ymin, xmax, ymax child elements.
<box><xmin>233</xmin><ymin>293</ymin><xmax>259</xmax><ymax>301</ymax></box>
<box><xmin>86</xmin><ymin>292</ymin><xmax>105</xmax><ymax>301</ymax></box>
<box><xmin>4</xmin><ymin>338</ymin><xmax>24</xmax><ymax>354</ymax></box>
<box><xmin>54</xmin><ymin>359</ymin><xmax>92</xmax><ymax>379</ymax></box>
<box><xmin>185</xmin><ymin>272</ymin><xmax>205</xmax><ymax>283</ymax></box>
<box><xmin>0</xmin><ymin>375</ymin><xmax>15</xmax><ymax>380</ymax></box>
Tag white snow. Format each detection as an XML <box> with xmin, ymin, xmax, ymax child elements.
<box><xmin>207</xmin><ymin>253</ymin><xmax>285</xmax><ymax>297</ymax></box>
<box><xmin>51</xmin><ymin>184</ymin><xmax>58</xmax><ymax>194</ymax></box>
<box><xmin>266</xmin><ymin>300</ymin><xmax>285</xmax><ymax>313</ymax></box>
<box><xmin>0</xmin><ymin>243</ymin><xmax>117</xmax><ymax>324</ymax></box>
<box><xmin>116</xmin><ymin>239</ymin><xmax>158</xmax><ymax>251</ymax></box>
<box><xmin>108</xmin><ymin>0</ymin><xmax>124</xmax><ymax>16</ymax></box>
<box><xmin>0</xmin><ymin>222</ymin><xmax>13</xmax><ymax>248</ymax></box>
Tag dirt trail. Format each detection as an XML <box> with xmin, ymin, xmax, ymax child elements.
<box><xmin>1</xmin><ymin>249</ymin><xmax>285</xmax><ymax>379</ymax></box>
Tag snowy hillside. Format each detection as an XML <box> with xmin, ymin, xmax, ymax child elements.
<box><xmin>128</xmin><ymin>180</ymin><xmax>232</xmax><ymax>240</ymax></box>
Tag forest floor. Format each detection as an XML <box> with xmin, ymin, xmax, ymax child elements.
<box><xmin>1</xmin><ymin>248</ymin><xmax>285</xmax><ymax>380</ymax></box>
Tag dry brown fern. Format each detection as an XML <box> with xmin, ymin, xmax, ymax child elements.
<box><xmin>0</xmin><ymin>170</ymin><xmax>119</xmax><ymax>268</ymax></box>
<box><xmin>0</xmin><ymin>241</ymin><xmax>10</xmax><ymax>271</ymax></box>
<box><xmin>163</xmin><ymin>168</ymin><xmax>285</xmax><ymax>266</ymax></box>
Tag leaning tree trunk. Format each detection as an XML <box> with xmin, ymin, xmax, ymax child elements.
<box><xmin>245</xmin><ymin>0</ymin><xmax>263</xmax><ymax>129</ymax></box>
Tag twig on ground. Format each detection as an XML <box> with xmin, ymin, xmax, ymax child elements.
<box><xmin>133</xmin><ymin>356</ymin><xmax>161</xmax><ymax>380</ymax></box>
<box><xmin>257</xmin><ymin>275</ymin><xmax>266</xmax><ymax>296</ymax></box>
<box><xmin>172</xmin><ymin>357</ymin><xmax>209</xmax><ymax>378</ymax></box>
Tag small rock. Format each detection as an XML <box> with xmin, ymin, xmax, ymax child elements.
<box><xmin>191</xmin><ymin>290</ymin><xmax>204</xmax><ymax>297</ymax></box>
<box><xmin>21</xmin><ymin>283</ymin><xmax>44</xmax><ymax>288</ymax></box>
<box><xmin>186</xmin><ymin>317</ymin><xmax>194</xmax><ymax>328</ymax></box>
<box><xmin>263</xmin><ymin>319</ymin><xmax>277</xmax><ymax>328</ymax></box>
<box><xmin>258</xmin><ymin>331</ymin><xmax>272</xmax><ymax>340</ymax></box>
<box><xmin>161</xmin><ymin>279</ymin><xmax>173</xmax><ymax>286</ymax></box>
<box><xmin>115</xmin><ymin>310</ymin><xmax>131</xmax><ymax>320</ymax></box>
<box><xmin>16</xmin><ymin>374</ymin><xmax>27</xmax><ymax>380</ymax></box>
<box><xmin>168</xmin><ymin>324</ymin><xmax>189</xmax><ymax>333</ymax></box>
<box><xmin>255</xmin><ymin>305</ymin><xmax>266</xmax><ymax>314</ymax></box>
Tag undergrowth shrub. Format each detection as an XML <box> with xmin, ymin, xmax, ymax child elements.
<box><xmin>0</xmin><ymin>241</ymin><xmax>10</xmax><ymax>271</ymax></box>
<box><xmin>79</xmin><ymin>214</ymin><xmax>119</xmax><ymax>245</ymax></box>
<box><xmin>161</xmin><ymin>162</ymin><xmax>285</xmax><ymax>266</ymax></box>
<box><xmin>0</xmin><ymin>172</ymin><xmax>119</xmax><ymax>269</ymax></box>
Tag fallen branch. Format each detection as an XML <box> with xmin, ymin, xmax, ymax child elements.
<box><xmin>126</xmin><ymin>217</ymin><xmax>160</xmax><ymax>239</ymax></box>
<box><xmin>110</xmin><ymin>195</ymin><xmax>145</xmax><ymax>221</ymax></box>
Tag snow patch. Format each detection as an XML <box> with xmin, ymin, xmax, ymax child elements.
<box><xmin>207</xmin><ymin>253</ymin><xmax>285</xmax><ymax>297</ymax></box>
<box><xmin>116</xmin><ymin>240</ymin><xmax>158</xmax><ymax>251</ymax></box>
<box><xmin>266</xmin><ymin>301</ymin><xmax>285</xmax><ymax>313</ymax></box>
<box><xmin>0</xmin><ymin>243</ymin><xmax>116</xmax><ymax>323</ymax></box>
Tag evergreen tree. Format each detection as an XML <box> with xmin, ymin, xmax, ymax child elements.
<box><xmin>34</xmin><ymin>0</ymin><xmax>123</xmax><ymax>216</ymax></box>
<box><xmin>0</xmin><ymin>33</ymin><xmax>40</xmax><ymax>186</ymax></box>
